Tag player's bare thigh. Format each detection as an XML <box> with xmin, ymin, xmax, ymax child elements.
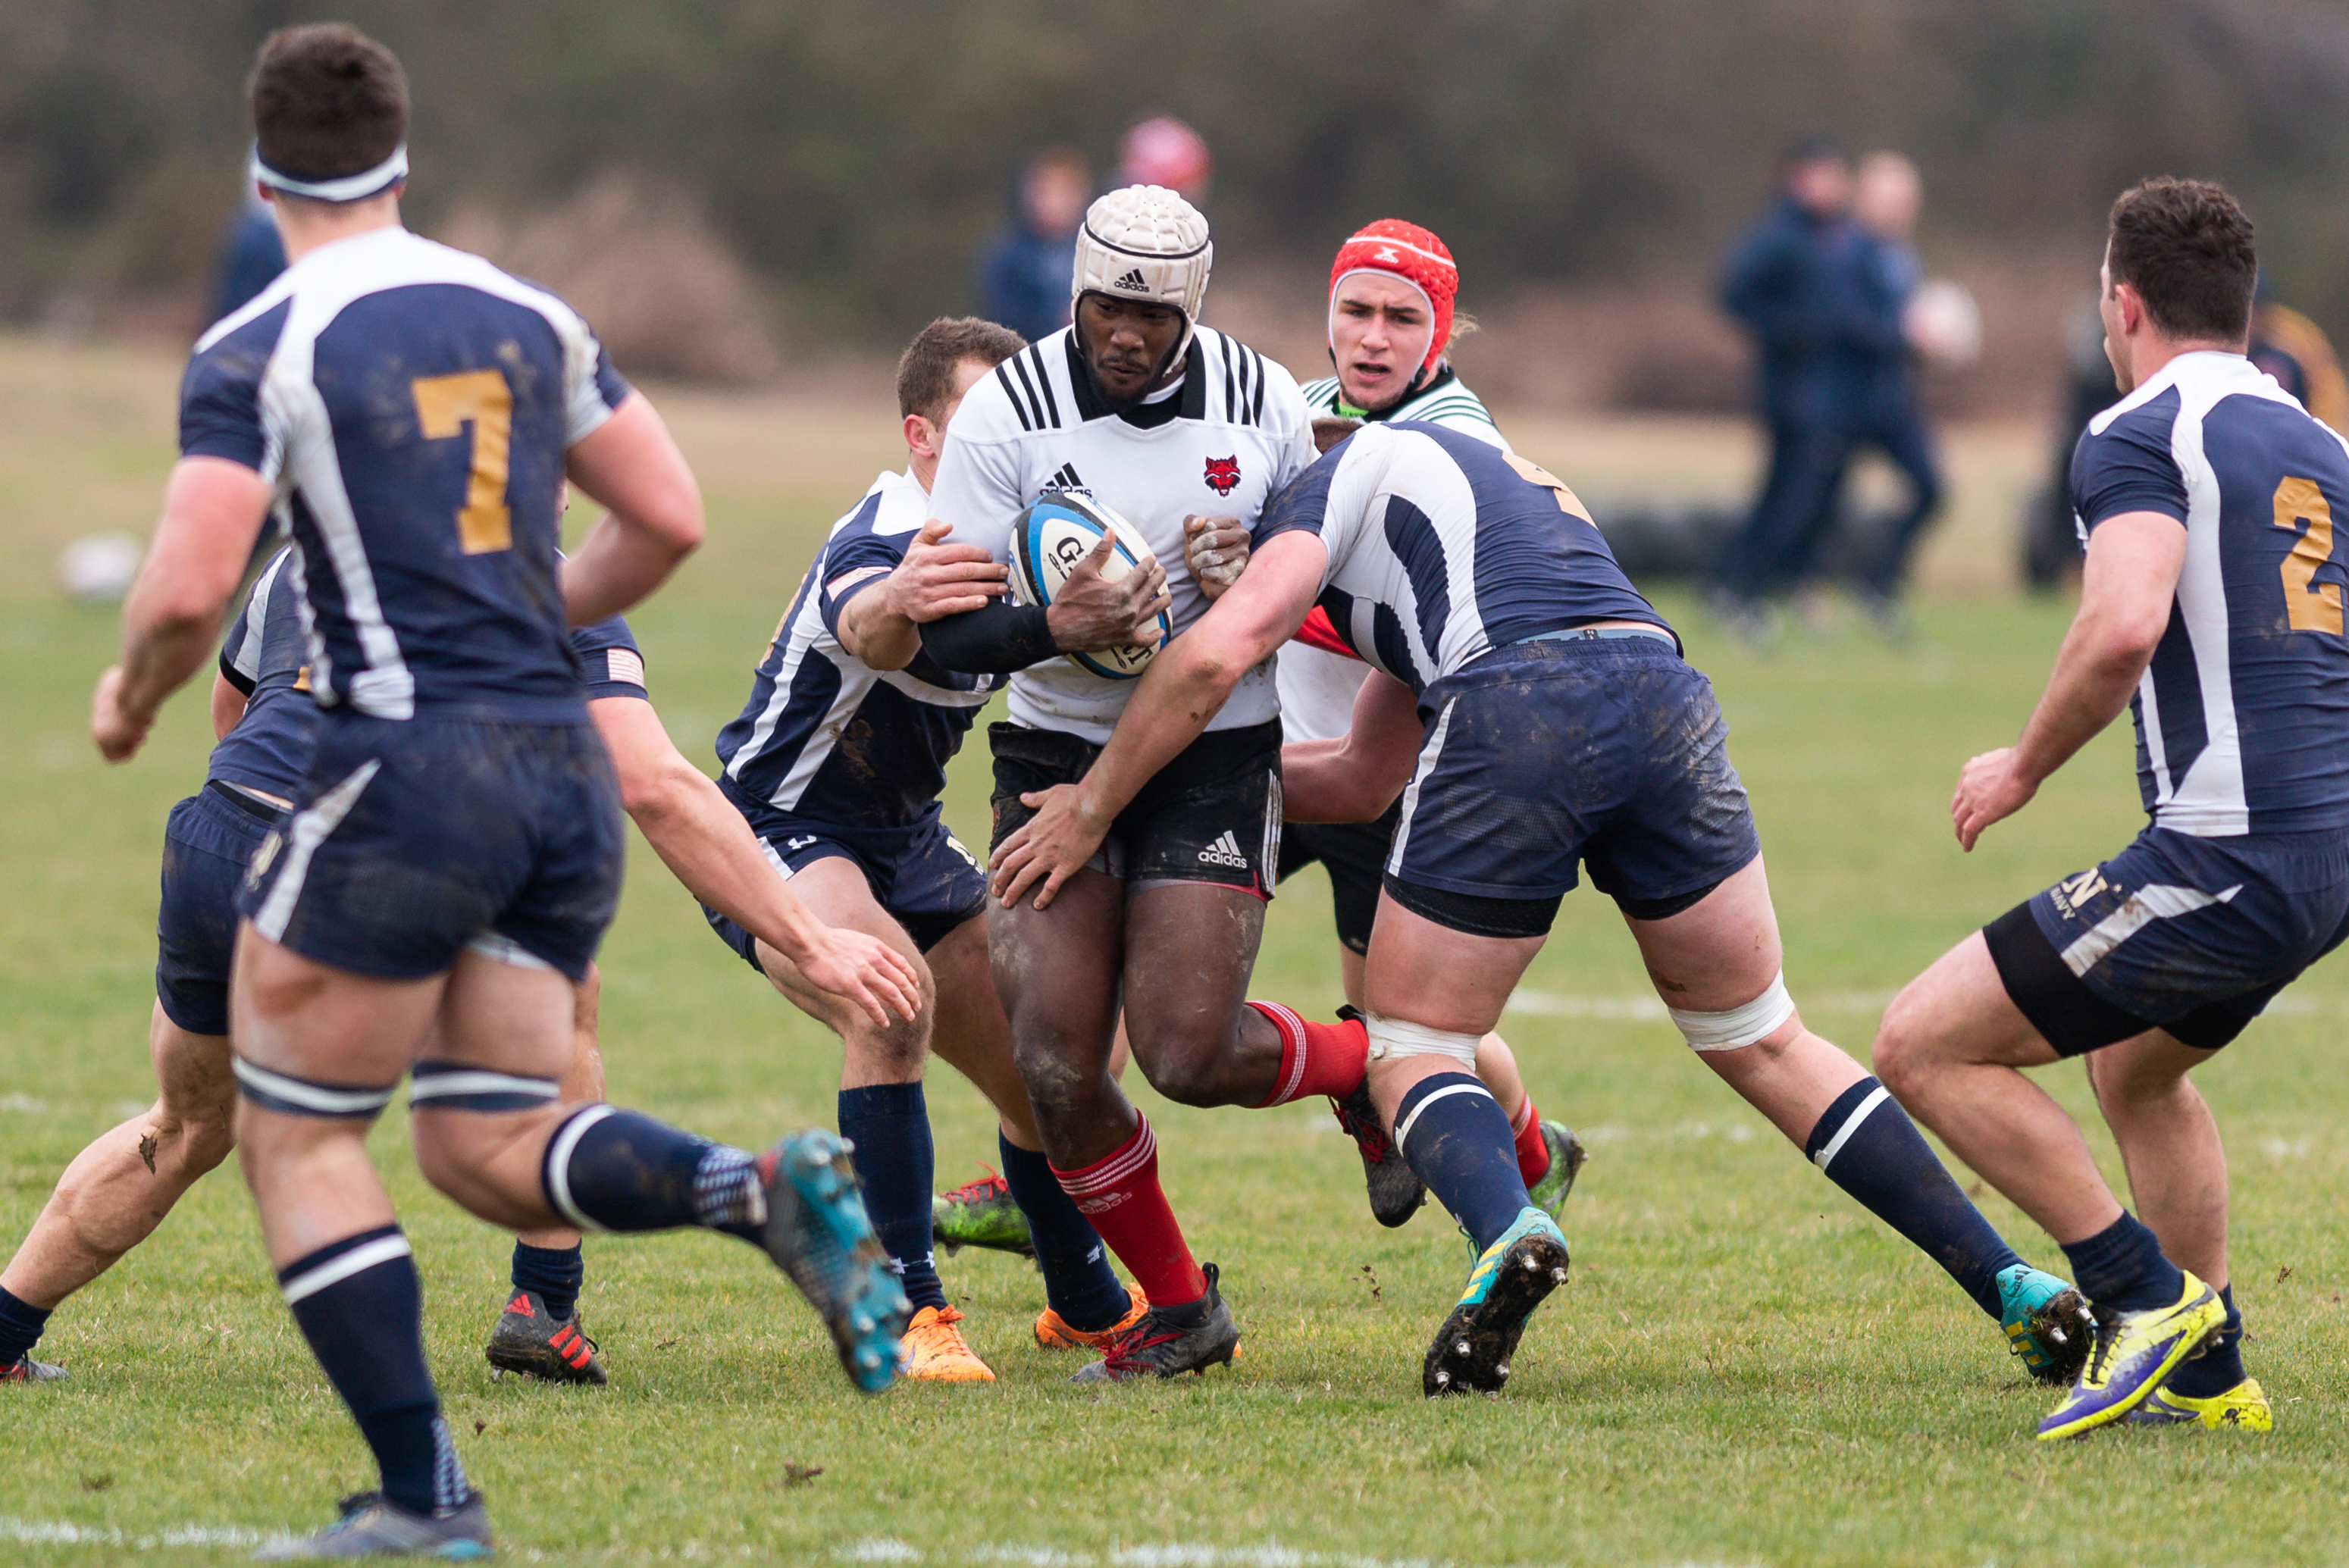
<box><xmin>230</xmin><ymin>921</ymin><xmax>445</xmax><ymax>1085</ymax></box>
<box><xmin>1358</xmin><ymin>891</ymin><xmax>1547</xmax><ymax>1122</ymax></box>
<box><xmin>922</xmin><ymin>913</ymin><xmax>1034</xmax><ymax>1136</ymax></box>
<box><xmin>750</xmin><ymin>855</ymin><xmax>934</xmax><ymax>1078</ymax></box>
<box><xmin>1617</xmin><ymin>855</ymin><xmax>1788</xmax><ymax>1014</ymax></box>
<box><xmin>1874</xmin><ymin>928</ymin><xmax>2062</xmax><ymax>1078</ymax></box>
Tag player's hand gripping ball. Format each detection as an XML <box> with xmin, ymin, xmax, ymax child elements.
<box><xmin>1010</xmin><ymin>493</ymin><xmax>1172</xmax><ymax>679</ymax></box>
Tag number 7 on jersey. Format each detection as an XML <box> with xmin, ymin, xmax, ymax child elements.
<box><xmin>412</xmin><ymin>369</ymin><xmax>514</xmax><ymax>555</ymax></box>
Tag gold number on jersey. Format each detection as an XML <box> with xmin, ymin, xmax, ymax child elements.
<box><xmin>1504</xmin><ymin>452</ymin><xmax>1590</xmax><ymax>520</ymax></box>
<box><xmin>2272</xmin><ymin>474</ymin><xmax>2342</xmax><ymax>635</ymax></box>
<box><xmin>412</xmin><ymin>370</ymin><xmax>515</xmax><ymax>555</ymax></box>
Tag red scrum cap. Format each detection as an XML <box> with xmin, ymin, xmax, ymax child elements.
<box><xmin>1328</xmin><ymin>219</ymin><xmax>1458</xmax><ymax>377</ymax></box>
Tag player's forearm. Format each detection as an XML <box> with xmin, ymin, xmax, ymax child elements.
<box><xmin>561</xmin><ymin>513</ymin><xmax>695</xmax><ymax>628</ymax></box>
<box><xmin>117</xmin><ymin>615</ymin><xmax>227</xmax><ymax>723</ymax></box>
<box><xmin>919</xmin><ymin>600</ymin><xmax>1058</xmax><ymax>674</ymax></box>
<box><xmin>836</xmin><ymin>593</ymin><xmax>922</xmax><ymax>672</ymax></box>
<box><xmin>2011</xmin><ymin>613</ymin><xmax>2159</xmax><ymax>787</ymax></box>
<box><xmin>1280</xmin><ymin>740</ymin><xmax>1406</xmax><ymax>824</ymax></box>
<box><xmin>1073</xmin><ymin>642</ymin><xmax>1245</xmax><ymax>830</ymax></box>
<box><xmin>627</xmin><ymin>762</ymin><xmax>828</xmax><ymax>968</ymax></box>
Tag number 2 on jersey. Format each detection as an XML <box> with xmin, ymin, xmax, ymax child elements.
<box><xmin>412</xmin><ymin>370</ymin><xmax>514</xmax><ymax>555</ymax></box>
<box><xmin>2273</xmin><ymin>474</ymin><xmax>2342</xmax><ymax>635</ymax></box>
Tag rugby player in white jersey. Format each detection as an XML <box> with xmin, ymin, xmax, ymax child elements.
<box><xmin>921</xmin><ymin>186</ymin><xmax>1348</xmax><ymax>1379</ymax></box>
<box><xmin>1877</xmin><ymin>178</ymin><xmax>2349</xmax><ymax>1438</ymax></box>
<box><xmin>994</xmin><ymin>421</ymin><xmax>2096</xmax><ymax>1397</ymax></box>
<box><xmin>703</xmin><ymin>318</ymin><xmax>1165</xmax><ymax>1381</ymax></box>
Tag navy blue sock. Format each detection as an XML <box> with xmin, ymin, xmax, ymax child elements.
<box><xmin>838</xmin><ymin>1084</ymin><xmax>944</xmax><ymax>1313</ymax></box>
<box><xmin>1393</xmin><ymin>1073</ymin><xmax>1533</xmax><ymax>1253</ymax></box>
<box><xmin>278</xmin><ymin>1226</ymin><xmax>466</xmax><ymax>1519</ymax></box>
<box><xmin>509</xmin><ymin>1241</ymin><xmax>584</xmax><ymax>1322</ymax></box>
<box><xmin>542</xmin><ymin>1107</ymin><xmax>761</xmax><ymax>1236</ymax></box>
<box><xmin>0</xmin><ymin>1285</ymin><xmax>52</xmax><ymax>1366</ymax></box>
<box><xmin>2166</xmin><ymin>1282</ymin><xmax>2245</xmax><ymax>1397</ymax></box>
<box><xmin>1000</xmin><ymin>1132</ymin><xmax>1129</xmax><ymax>1332</ymax></box>
<box><xmin>2059</xmin><ymin>1211</ymin><xmax>2185</xmax><ymax>1315</ymax></box>
<box><xmin>1804</xmin><ymin>1077</ymin><xmax>2024</xmax><ymax>1319</ymax></box>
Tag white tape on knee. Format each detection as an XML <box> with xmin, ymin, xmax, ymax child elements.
<box><xmin>1668</xmin><ymin>972</ymin><xmax>1796</xmax><ymax>1052</ymax></box>
<box><xmin>1364</xmin><ymin>1013</ymin><xmax>1483</xmax><ymax>1067</ymax></box>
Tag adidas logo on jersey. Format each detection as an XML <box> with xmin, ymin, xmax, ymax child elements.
<box><xmin>1039</xmin><ymin>462</ymin><xmax>1088</xmax><ymax>495</ymax></box>
<box><xmin>1196</xmin><ymin>830</ymin><xmax>1250</xmax><ymax>869</ymax></box>
<box><xmin>1113</xmin><ymin>268</ymin><xmax>1148</xmax><ymax>292</ymax></box>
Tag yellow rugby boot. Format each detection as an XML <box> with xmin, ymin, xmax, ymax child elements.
<box><xmin>2126</xmin><ymin>1376</ymin><xmax>2272</xmax><ymax>1431</ymax></box>
<box><xmin>2037</xmin><ymin>1272</ymin><xmax>2225</xmax><ymax>1441</ymax></box>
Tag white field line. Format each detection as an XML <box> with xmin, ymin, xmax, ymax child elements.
<box><xmin>0</xmin><ymin>1516</ymin><xmax>270</xmax><ymax>1550</ymax></box>
<box><xmin>1502</xmin><ymin>988</ymin><xmax>1896</xmax><ymax>1020</ymax></box>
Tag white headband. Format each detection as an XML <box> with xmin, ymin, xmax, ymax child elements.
<box><xmin>251</xmin><ymin>142</ymin><xmax>408</xmax><ymax>203</ymax></box>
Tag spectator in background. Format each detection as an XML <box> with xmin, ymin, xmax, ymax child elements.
<box><xmin>209</xmin><ymin>184</ymin><xmax>286</xmax><ymax>327</ymax></box>
<box><xmin>1711</xmin><ymin>136</ymin><xmax>1868</xmax><ymax>642</ymax></box>
<box><xmin>976</xmin><ymin>148</ymin><xmax>1090</xmax><ymax>343</ymax></box>
<box><xmin>1842</xmin><ymin>150</ymin><xmax>1944</xmax><ymax>634</ymax></box>
<box><xmin>1116</xmin><ymin>115</ymin><xmax>1211</xmax><ymax>203</ymax></box>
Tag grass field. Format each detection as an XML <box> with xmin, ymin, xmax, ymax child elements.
<box><xmin>5</xmin><ymin>333</ymin><xmax>2348</xmax><ymax>1566</ymax></box>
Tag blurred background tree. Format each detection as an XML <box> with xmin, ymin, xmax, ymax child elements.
<box><xmin>8</xmin><ymin>0</ymin><xmax>2349</xmax><ymax>399</ymax></box>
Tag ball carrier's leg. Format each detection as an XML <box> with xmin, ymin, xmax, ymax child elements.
<box><xmin>992</xmin><ymin>873</ymin><xmax>1239</xmax><ymax>1379</ymax></box>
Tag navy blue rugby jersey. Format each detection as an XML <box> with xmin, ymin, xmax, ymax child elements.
<box><xmin>2071</xmin><ymin>349</ymin><xmax>2349</xmax><ymax>835</ymax></box>
<box><xmin>1254</xmin><ymin>421</ymin><xmax>1670</xmax><ymax>695</ymax></box>
<box><xmin>212</xmin><ymin>544</ymin><xmax>647</xmax><ymax>800</ymax></box>
<box><xmin>716</xmin><ymin>470</ymin><xmax>996</xmax><ymax>829</ymax></box>
<box><xmin>180</xmin><ymin>226</ymin><xmax>631</xmax><ymax>724</ymax></box>
<box><xmin>211</xmin><ymin>544</ymin><xmax>315</xmax><ymax>802</ymax></box>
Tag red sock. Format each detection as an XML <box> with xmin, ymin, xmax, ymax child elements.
<box><xmin>1247</xmin><ymin>1001</ymin><xmax>1368</xmax><ymax>1106</ymax></box>
<box><xmin>1512</xmin><ymin>1097</ymin><xmax>1551</xmax><ymax>1187</ymax></box>
<box><xmin>1051</xmin><ymin>1116</ymin><xmax>1207</xmax><ymax>1306</ymax></box>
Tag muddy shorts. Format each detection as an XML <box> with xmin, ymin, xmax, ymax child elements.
<box><xmin>988</xmin><ymin>719</ymin><xmax>1282</xmax><ymax>898</ymax></box>
<box><xmin>236</xmin><ymin>714</ymin><xmax>622</xmax><ymax>982</ymax></box>
<box><xmin>155</xmin><ymin>783</ymin><xmax>284</xmax><ymax>1035</ymax></box>
<box><xmin>1384</xmin><ymin>638</ymin><xmax>1759</xmax><ymax>936</ymax></box>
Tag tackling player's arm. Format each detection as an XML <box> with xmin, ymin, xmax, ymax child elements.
<box><xmin>587</xmin><ymin>691</ymin><xmax>922</xmax><ymax>1026</ymax></box>
<box><xmin>835</xmin><ymin>519</ymin><xmax>1007</xmax><ymax>671</ymax></box>
<box><xmin>1953</xmin><ymin>510</ymin><xmax>2183</xmax><ymax>850</ymax></box>
<box><xmin>1280</xmin><ymin>669</ymin><xmax>1423</xmax><ymax>824</ymax></box>
<box><xmin>988</xmin><ymin>530</ymin><xmax>1329</xmax><ymax>909</ymax></box>
<box><xmin>92</xmin><ymin>458</ymin><xmax>273</xmax><ymax>762</ymax></box>
<box><xmin>211</xmin><ymin>675</ymin><xmax>249</xmax><ymax>740</ymax></box>
<box><xmin>561</xmin><ymin>393</ymin><xmax>706</xmax><ymax>627</ymax></box>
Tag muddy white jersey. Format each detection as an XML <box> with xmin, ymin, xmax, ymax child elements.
<box><xmin>930</xmin><ymin>324</ymin><xmax>1314</xmax><ymax>743</ymax></box>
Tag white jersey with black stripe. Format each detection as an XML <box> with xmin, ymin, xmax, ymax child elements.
<box><xmin>931</xmin><ymin>325</ymin><xmax>1315</xmax><ymax>743</ymax></box>
<box><xmin>1280</xmin><ymin>366</ymin><xmax>1509</xmax><ymax>743</ymax></box>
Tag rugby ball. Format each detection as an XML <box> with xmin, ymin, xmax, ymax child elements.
<box><xmin>1009</xmin><ymin>492</ymin><xmax>1170</xmax><ymax>681</ymax></box>
<box><xmin>59</xmin><ymin>532</ymin><xmax>143</xmax><ymax>603</ymax></box>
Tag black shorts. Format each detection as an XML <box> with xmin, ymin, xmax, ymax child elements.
<box><xmin>1276</xmin><ymin>804</ymin><xmax>1400</xmax><ymax>954</ymax></box>
<box><xmin>155</xmin><ymin>783</ymin><xmax>284</xmax><ymax>1036</ymax></box>
<box><xmin>988</xmin><ymin>720</ymin><xmax>1281</xmax><ymax>897</ymax></box>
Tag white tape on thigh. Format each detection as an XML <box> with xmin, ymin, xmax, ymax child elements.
<box><xmin>1364</xmin><ymin>1013</ymin><xmax>1482</xmax><ymax>1066</ymax></box>
<box><xmin>1668</xmin><ymin>972</ymin><xmax>1796</xmax><ymax>1052</ymax></box>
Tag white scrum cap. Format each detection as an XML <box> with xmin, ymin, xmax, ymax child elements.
<box><xmin>1072</xmin><ymin>184</ymin><xmax>1213</xmax><ymax>357</ymax></box>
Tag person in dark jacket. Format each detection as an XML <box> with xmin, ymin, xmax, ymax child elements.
<box><xmin>1711</xmin><ymin>138</ymin><xmax>1873</xmax><ymax>637</ymax></box>
<box><xmin>209</xmin><ymin>189</ymin><xmax>287</xmax><ymax>327</ymax></box>
<box><xmin>974</xmin><ymin>148</ymin><xmax>1090</xmax><ymax>343</ymax></box>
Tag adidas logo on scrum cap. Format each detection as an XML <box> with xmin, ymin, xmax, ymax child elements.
<box><xmin>1113</xmin><ymin>268</ymin><xmax>1149</xmax><ymax>292</ymax></box>
<box><xmin>1196</xmin><ymin>829</ymin><xmax>1250</xmax><ymax>869</ymax></box>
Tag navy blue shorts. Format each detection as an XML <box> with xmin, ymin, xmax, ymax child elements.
<box><xmin>156</xmin><ymin>784</ymin><xmax>283</xmax><ymax>1035</ymax></box>
<box><xmin>703</xmin><ymin>806</ymin><xmax>986</xmax><ymax>962</ymax></box>
<box><xmin>237</xmin><ymin>715</ymin><xmax>622</xmax><ymax>983</ymax></box>
<box><xmin>1385</xmin><ymin>639</ymin><xmax>1760</xmax><ymax>933</ymax></box>
<box><xmin>1986</xmin><ymin>825</ymin><xmax>2349</xmax><ymax>1055</ymax></box>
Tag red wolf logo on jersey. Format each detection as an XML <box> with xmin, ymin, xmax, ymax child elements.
<box><xmin>1203</xmin><ymin>455</ymin><xmax>1241</xmax><ymax>496</ymax></box>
